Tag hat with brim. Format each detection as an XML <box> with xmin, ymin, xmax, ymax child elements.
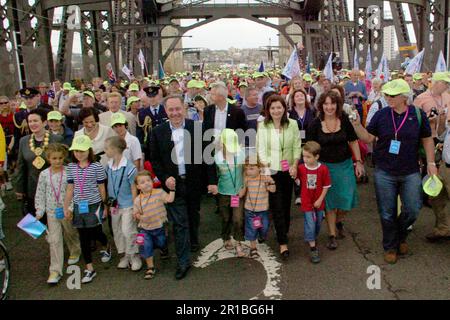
<box><xmin>110</xmin><ymin>112</ymin><xmax>127</xmax><ymax>127</ymax></box>
<box><xmin>432</xmin><ymin>72</ymin><xmax>450</xmax><ymax>83</ymax></box>
<box><xmin>220</xmin><ymin>128</ymin><xmax>240</xmax><ymax>154</ymax></box>
<box><xmin>253</xmin><ymin>72</ymin><xmax>265</xmax><ymax>79</ymax></box>
<box><xmin>129</xmin><ymin>83</ymin><xmax>139</xmax><ymax>92</ymax></box>
<box><xmin>83</xmin><ymin>91</ymin><xmax>94</xmax><ymax>99</ymax></box>
<box><xmin>422</xmin><ymin>175</ymin><xmax>443</xmax><ymax>197</ymax></box>
<box><xmin>143</xmin><ymin>86</ymin><xmax>160</xmax><ymax>97</ymax></box>
<box><xmin>169</xmin><ymin>78</ymin><xmax>179</xmax><ymax>84</ymax></box>
<box><xmin>238</xmin><ymin>82</ymin><xmax>248</xmax><ymax>88</ymax></box>
<box><xmin>47</xmin><ymin>111</ymin><xmax>63</xmax><ymax>121</ymax></box>
<box><xmin>20</xmin><ymin>88</ymin><xmax>39</xmax><ymax>99</ymax></box>
<box><xmin>63</xmin><ymin>82</ymin><xmax>72</xmax><ymax>91</ymax></box>
<box><xmin>381</xmin><ymin>79</ymin><xmax>411</xmax><ymax>96</ymax></box>
<box><xmin>69</xmin><ymin>89</ymin><xmax>79</xmax><ymax>97</ymax></box>
<box><xmin>193</xmin><ymin>95</ymin><xmax>208</xmax><ymax>106</ymax></box>
<box><xmin>69</xmin><ymin>135</ymin><xmax>92</xmax><ymax>151</ymax></box>
<box><xmin>126</xmin><ymin>96</ymin><xmax>141</xmax><ymax>108</ymax></box>
<box><xmin>193</xmin><ymin>81</ymin><xmax>206</xmax><ymax>89</ymax></box>
<box><xmin>413</xmin><ymin>73</ymin><xmax>423</xmax><ymax>81</ymax></box>
<box><xmin>302</xmin><ymin>74</ymin><xmax>313</xmax><ymax>82</ymax></box>
<box><xmin>187</xmin><ymin>80</ymin><xmax>197</xmax><ymax>89</ymax></box>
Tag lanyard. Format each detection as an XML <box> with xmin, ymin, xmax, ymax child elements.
<box><xmin>297</xmin><ymin>109</ymin><xmax>306</xmax><ymax>130</ymax></box>
<box><xmin>49</xmin><ymin>168</ymin><xmax>63</xmax><ymax>205</ymax></box>
<box><xmin>110</xmin><ymin>166</ymin><xmax>126</xmax><ymax>199</ymax></box>
<box><xmin>76</xmin><ymin>163</ymin><xmax>90</xmax><ymax>198</ymax></box>
<box><xmin>225</xmin><ymin>155</ymin><xmax>237</xmax><ymax>191</ymax></box>
<box><xmin>391</xmin><ymin>107</ymin><xmax>409</xmax><ymax>140</ymax></box>
<box><xmin>247</xmin><ymin>176</ymin><xmax>262</xmax><ymax>212</ymax></box>
<box><xmin>139</xmin><ymin>191</ymin><xmax>153</xmax><ymax>214</ymax></box>
<box><xmin>277</xmin><ymin>128</ymin><xmax>285</xmax><ymax>154</ymax></box>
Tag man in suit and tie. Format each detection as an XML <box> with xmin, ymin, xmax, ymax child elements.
<box><xmin>149</xmin><ymin>95</ymin><xmax>209</xmax><ymax>280</ymax></box>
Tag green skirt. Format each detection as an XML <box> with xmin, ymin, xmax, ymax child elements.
<box><xmin>323</xmin><ymin>158</ymin><xmax>358</xmax><ymax>211</ymax></box>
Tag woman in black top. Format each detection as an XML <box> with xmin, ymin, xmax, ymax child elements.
<box><xmin>307</xmin><ymin>91</ymin><xmax>364</xmax><ymax>250</ymax></box>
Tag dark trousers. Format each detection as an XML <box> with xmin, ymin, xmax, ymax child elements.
<box><xmin>77</xmin><ymin>225</ymin><xmax>108</xmax><ymax>265</ymax></box>
<box><xmin>269</xmin><ymin>171</ymin><xmax>294</xmax><ymax>245</ymax></box>
<box><xmin>218</xmin><ymin>194</ymin><xmax>244</xmax><ymax>242</ymax></box>
<box><xmin>177</xmin><ymin>178</ymin><xmax>200</xmax><ymax>247</ymax></box>
<box><xmin>167</xmin><ymin>179</ymin><xmax>192</xmax><ymax>269</ymax></box>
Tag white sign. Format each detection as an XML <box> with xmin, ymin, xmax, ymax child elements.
<box><xmin>67</xmin><ymin>5</ymin><xmax>81</xmax><ymax>30</ymax></box>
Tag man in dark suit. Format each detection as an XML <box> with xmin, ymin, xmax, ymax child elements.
<box><xmin>149</xmin><ymin>94</ymin><xmax>208</xmax><ymax>280</ymax></box>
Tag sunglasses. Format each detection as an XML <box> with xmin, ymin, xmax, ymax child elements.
<box><xmin>0</xmin><ymin>101</ymin><xmax>8</xmax><ymax>105</ymax></box>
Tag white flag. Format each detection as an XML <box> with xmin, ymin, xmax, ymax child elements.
<box><xmin>282</xmin><ymin>47</ymin><xmax>300</xmax><ymax>80</ymax></box>
<box><xmin>121</xmin><ymin>64</ymin><xmax>133</xmax><ymax>80</ymax></box>
<box><xmin>435</xmin><ymin>50</ymin><xmax>447</xmax><ymax>72</ymax></box>
<box><xmin>405</xmin><ymin>49</ymin><xmax>425</xmax><ymax>75</ymax></box>
<box><xmin>138</xmin><ymin>49</ymin><xmax>146</xmax><ymax>71</ymax></box>
<box><xmin>353</xmin><ymin>50</ymin><xmax>359</xmax><ymax>70</ymax></box>
<box><xmin>376</xmin><ymin>53</ymin><xmax>390</xmax><ymax>82</ymax></box>
<box><xmin>323</xmin><ymin>53</ymin><xmax>334</xmax><ymax>81</ymax></box>
<box><xmin>365</xmin><ymin>45</ymin><xmax>372</xmax><ymax>81</ymax></box>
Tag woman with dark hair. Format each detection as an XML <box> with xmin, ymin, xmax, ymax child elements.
<box><xmin>256</xmin><ymin>95</ymin><xmax>301</xmax><ymax>260</ymax></box>
<box><xmin>307</xmin><ymin>91</ymin><xmax>364</xmax><ymax>249</ymax></box>
<box><xmin>13</xmin><ymin>109</ymin><xmax>64</xmax><ymax>222</ymax></box>
<box><xmin>74</xmin><ymin>107</ymin><xmax>114</xmax><ymax>166</ymax></box>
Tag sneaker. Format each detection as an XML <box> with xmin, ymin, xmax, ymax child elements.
<box><xmin>384</xmin><ymin>250</ymin><xmax>397</xmax><ymax>264</ymax></box>
<box><xmin>295</xmin><ymin>197</ymin><xmax>301</xmax><ymax>205</ymax></box>
<box><xmin>336</xmin><ymin>228</ymin><xmax>346</xmax><ymax>240</ymax></box>
<box><xmin>326</xmin><ymin>236</ymin><xmax>338</xmax><ymax>250</ymax></box>
<box><xmin>100</xmin><ymin>246</ymin><xmax>112</xmax><ymax>263</ymax></box>
<box><xmin>5</xmin><ymin>181</ymin><xmax>12</xmax><ymax>191</ymax></box>
<box><xmin>47</xmin><ymin>271</ymin><xmax>61</xmax><ymax>284</ymax></box>
<box><xmin>0</xmin><ymin>259</ymin><xmax>5</xmax><ymax>273</ymax></box>
<box><xmin>425</xmin><ymin>232</ymin><xmax>450</xmax><ymax>242</ymax></box>
<box><xmin>130</xmin><ymin>254</ymin><xmax>142</xmax><ymax>271</ymax></box>
<box><xmin>407</xmin><ymin>225</ymin><xmax>413</xmax><ymax>232</ymax></box>
<box><xmin>81</xmin><ymin>270</ymin><xmax>97</xmax><ymax>284</ymax></box>
<box><xmin>310</xmin><ymin>249</ymin><xmax>321</xmax><ymax>264</ymax></box>
<box><xmin>398</xmin><ymin>242</ymin><xmax>408</xmax><ymax>255</ymax></box>
<box><xmin>67</xmin><ymin>255</ymin><xmax>80</xmax><ymax>265</ymax></box>
<box><xmin>117</xmin><ymin>255</ymin><xmax>130</xmax><ymax>269</ymax></box>
<box><xmin>160</xmin><ymin>247</ymin><xmax>170</xmax><ymax>260</ymax></box>
<box><xmin>257</xmin><ymin>237</ymin><xmax>266</xmax><ymax>244</ymax></box>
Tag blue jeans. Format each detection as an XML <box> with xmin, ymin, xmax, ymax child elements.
<box><xmin>303</xmin><ymin>210</ymin><xmax>324</xmax><ymax>242</ymax></box>
<box><xmin>374</xmin><ymin>169</ymin><xmax>422</xmax><ymax>251</ymax></box>
<box><xmin>244</xmin><ymin>210</ymin><xmax>269</xmax><ymax>241</ymax></box>
<box><xmin>139</xmin><ymin>227</ymin><xmax>167</xmax><ymax>259</ymax></box>
<box><xmin>166</xmin><ymin>196</ymin><xmax>191</xmax><ymax>269</ymax></box>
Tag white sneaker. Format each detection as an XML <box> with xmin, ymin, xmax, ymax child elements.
<box><xmin>5</xmin><ymin>181</ymin><xmax>12</xmax><ymax>191</ymax></box>
<box><xmin>67</xmin><ymin>255</ymin><xmax>80</xmax><ymax>265</ymax></box>
<box><xmin>100</xmin><ymin>247</ymin><xmax>112</xmax><ymax>263</ymax></box>
<box><xmin>47</xmin><ymin>271</ymin><xmax>61</xmax><ymax>284</ymax></box>
<box><xmin>0</xmin><ymin>259</ymin><xmax>6</xmax><ymax>272</ymax></box>
<box><xmin>117</xmin><ymin>255</ymin><xmax>130</xmax><ymax>269</ymax></box>
<box><xmin>81</xmin><ymin>270</ymin><xmax>97</xmax><ymax>284</ymax></box>
<box><xmin>295</xmin><ymin>197</ymin><xmax>301</xmax><ymax>205</ymax></box>
<box><xmin>130</xmin><ymin>254</ymin><xmax>142</xmax><ymax>271</ymax></box>
<box><xmin>407</xmin><ymin>225</ymin><xmax>413</xmax><ymax>231</ymax></box>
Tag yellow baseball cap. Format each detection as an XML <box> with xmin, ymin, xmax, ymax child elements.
<box><xmin>69</xmin><ymin>135</ymin><xmax>92</xmax><ymax>151</ymax></box>
<box><xmin>432</xmin><ymin>72</ymin><xmax>450</xmax><ymax>83</ymax></box>
<box><xmin>126</xmin><ymin>96</ymin><xmax>140</xmax><ymax>108</ymax></box>
<box><xmin>220</xmin><ymin>128</ymin><xmax>240</xmax><ymax>154</ymax></box>
<box><xmin>47</xmin><ymin>111</ymin><xmax>63</xmax><ymax>121</ymax></box>
<box><xmin>187</xmin><ymin>80</ymin><xmax>197</xmax><ymax>89</ymax></box>
<box><xmin>69</xmin><ymin>89</ymin><xmax>79</xmax><ymax>97</ymax></box>
<box><xmin>110</xmin><ymin>112</ymin><xmax>127</xmax><ymax>127</ymax></box>
<box><xmin>194</xmin><ymin>80</ymin><xmax>206</xmax><ymax>89</ymax></box>
<box><xmin>422</xmin><ymin>175</ymin><xmax>443</xmax><ymax>197</ymax></box>
<box><xmin>381</xmin><ymin>79</ymin><xmax>411</xmax><ymax>96</ymax></box>
<box><xmin>302</xmin><ymin>74</ymin><xmax>313</xmax><ymax>82</ymax></box>
<box><xmin>238</xmin><ymin>82</ymin><xmax>248</xmax><ymax>88</ymax></box>
<box><xmin>252</xmin><ymin>72</ymin><xmax>265</xmax><ymax>79</ymax></box>
<box><xmin>412</xmin><ymin>73</ymin><xmax>423</xmax><ymax>81</ymax></box>
<box><xmin>63</xmin><ymin>82</ymin><xmax>72</xmax><ymax>91</ymax></box>
<box><xmin>129</xmin><ymin>83</ymin><xmax>139</xmax><ymax>91</ymax></box>
<box><xmin>83</xmin><ymin>91</ymin><xmax>94</xmax><ymax>99</ymax></box>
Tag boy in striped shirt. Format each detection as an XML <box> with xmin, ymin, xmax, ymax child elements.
<box><xmin>239</xmin><ymin>158</ymin><xmax>276</xmax><ymax>259</ymax></box>
<box><xmin>133</xmin><ymin>171</ymin><xmax>175</xmax><ymax>279</ymax></box>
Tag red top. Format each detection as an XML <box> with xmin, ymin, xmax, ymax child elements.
<box><xmin>0</xmin><ymin>113</ymin><xmax>15</xmax><ymax>137</ymax></box>
<box><xmin>297</xmin><ymin>163</ymin><xmax>331</xmax><ymax>212</ymax></box>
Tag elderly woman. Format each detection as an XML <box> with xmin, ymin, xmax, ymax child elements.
<box><xmin>368</xmin><ymin>78</ymin><xmax>383</xmax><ymax>103</ymax></box>
<box><xmin>74</xmin><ymin>107</ymin><xmax>115</xmax><ymax>167</ymax></box>
<box><xmin>307</xmin><ymin>91</ymin><xmax>364</xmax><ymax>250</ymax></box>
<box><xmin>350</xmin><ymin>79</ymin><xmax>436</xmax><ymax>264</ymax></box>
<box><xmin>13</xmin><ymin>109</ymin><xmax>63</xmax><ymax>223</ymax></box>
<box><xmin>257</xmin><ymin>94</ymin><xmax>301</xmax><ymax>260</ymax></box>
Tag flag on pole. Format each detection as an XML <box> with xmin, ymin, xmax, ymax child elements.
<box><xmin>282</xmin><ymin>47</ymin><xmax>301</xmax><ymax>80</ymax></box>
<box><xmin>138</xmin><ymin>49</ymin><xmax>148</xmax><ymax>77</ymax></box>
<box><xmin>365</xmin><ymin>45</ymin><xmax>372</xmax><ymax>81</ymax></box>
<box><xmin>305</xmin><ymin>53</ymin><xmax>311</xmax><ymax>74</ymax></box>
<box><xmin>323</xmin><ymin>53</ymin><xmax>334</xmax><ymax>81</ymax></box>
<box><xmin>376</xmin><ymin>53</ymin><xmax>390</xmax><ymax>82</ymax></box>
<box><xmin>200</xmin><ymin>59</ymin><xmax>206</xmax><ymax>80</ymax></box>
<box><xmin>258</xmin><ymin>61</ymin><xmax>265</xmax><ymax>72</ymax></box>
<box><xmin>353</xmin><ymin>50</ymin><xmax>359</xmax><ymax>70</ymax></box>
<box><xmin>158</xmin><ymin>60</ymin><xmax>165</xmax><ymax>79</ymax></box>
<box><xmin>435</xmin><ymin>50</ymin><xmax>447</xmax><ymax>72</ymax></box>
<box><xmin>121</xmin><ymin>64</ymin><xmax>133</xmax><ymax>80</ymax></box>
<box><xmin>405</xmin><ymin>49</ymin><xmax>425</xmax><ymax>75</ymax></box>
<box><xmin>106</xmin><ymin>63</ymin><xmax>116</xmax><ymax>84</ymax></box>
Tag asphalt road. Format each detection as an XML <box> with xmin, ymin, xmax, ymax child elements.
<box><xmin>3</xmin><ymin>170</ymin><xmax>450</xmax><ymax>300</ymax></box>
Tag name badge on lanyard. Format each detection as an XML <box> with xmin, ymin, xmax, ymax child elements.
<box><xmin>76</xmin><ymin>164</ymin><xmax>90</xmax><ymax>214</ymax></box>
<box><xmin>389</xmin><ymin>108</ymin><xmax>409</xmax><ymax>155</ymax></box>
<box><xmin>230</xmin><ymin>195</ymin><xmax>240</xmax><ymax>208</ymax></box>
<box><xmin>299</xmin><ymin>130</ymin><xmax>306</xmax><ymax>140</ymax></box>
<box><xmin>49</xmin><ymin>168</ymin><xmax>64</xmax><ymax>218</ymax></box>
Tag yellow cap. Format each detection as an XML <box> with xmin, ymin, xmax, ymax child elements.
<box><xmin>63</xmin><ymin>82</ymin><xmax>72</xmax><ymax>90</ymax></box>
<box><xmin>110</xmin><ymin>112</ymin><xmax>127</xmax><ymax>127</ymax></box>
<box><xmin>187</xmin><ymin>80</ymin><xmax>198</xmax><ymax>89</ymax></box>
<box><xmin>83</xmin><ymin>91</ymin><xmax>94</xmax><ymax>99</ymax></box>
<box><xmin>69</xmin><ymin>89</ymin><xmax>79</xmax><ymax>97</ymax></box>
<box><xmin>252</xmin><ymin>72</ymin><xmax>265</xmax><ymax>79</ymax></box>
<box><xmin>422</xmin><ymin>175</ymin><xmax>443</xmax><ymax>197</ymax></box>
<box><xmin>302</xmin><ymin>74</ymin><xmax>313</xmax><ymax>82</ymax></box>
<box><xmin>220</xmin><ymin>128</ymin><xmax>240</xmax><ymax>154</ymax></box>
<box><xmin>47</xmin><ymin>111</ymin><xmax>63</xmax><ymax>121</ymax></box>
<box><xmin>412</xmin><ymin>73</ymin><xmax>423</xmax><ymax>81</ymax></box>
<box><xmin>129</xmin><ymin>83</ymin><xmax>139</xmax><ymax>91</ymax></box>
<box><xmin>432</xmin><ymin>72</ymin><xmax>450</xmax><ymax>83</ymax></box>
<box><xmin>69</xmin><ymin>135</ymin><xmax>92</xmax><ymax>151</ymax></box>
<box><xmin>238</xmin><ymin>82</ymin><xmax>248</xmax><ymax>87</ymax></box>
<box><xmin>126</xmin><ymin>96</ymin><xmax>140</xmax><ymax>108</ymax></box>
<box><xmin>381</xmin><ymin>79</ymin><xmax>411</xmax><ymax>96</ymax></box>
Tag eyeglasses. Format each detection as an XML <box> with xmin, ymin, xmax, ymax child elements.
<box><xmin>0</xmin><ymin>101</ymin><xmax>8</xmax><ymax>105</ymax></box>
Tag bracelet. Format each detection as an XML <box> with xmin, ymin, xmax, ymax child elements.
<box><xmin>427</xmin><ymin>162</ymin><xmax>437</xmax><ymax>166</ymax></box>
<box><xmin>355</xmin><ymin>159</ymin><xmax>363</xmax><ymax>163</ymax></box>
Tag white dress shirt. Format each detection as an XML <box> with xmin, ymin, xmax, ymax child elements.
<box><xmin>214</xmin><ymin>104</ymin><xmax>228</xmax><ymax>137</ymax></box>
<box><xmin>170</xmin><ymin>121</ymin><xmax>186</xmax><ymax>175</ymax></box>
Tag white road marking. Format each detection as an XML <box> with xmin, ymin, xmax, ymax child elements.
<box><xmin>193</xmin><ymin>238</ymin><xmax>283</xmax><ymax>300</ymax></box>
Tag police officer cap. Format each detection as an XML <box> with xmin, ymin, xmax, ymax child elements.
<box><xmin>143</xmin><ymin>86</ymin><xmax>160</xmax><ymax>97</ymax></box>
<box><xmin>20</xmin><ymin>87</ymin><xmax>39</xmax><ymax>99</ymax></box>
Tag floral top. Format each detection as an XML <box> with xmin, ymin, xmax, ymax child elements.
<box><xmin>35</xmin><ymin>167</ymin><xmax>72</xmax><ymax>217</ymax></box>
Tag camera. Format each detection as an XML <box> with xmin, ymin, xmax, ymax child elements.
<box><xmin>107</xmin><ymin>197</ymin><xmax>118</xmax><ymax>207</ymax></box>
<box><xmin>429</xmin><ymin>108</ymin><xmax>438</xmax><ymax>118</ymax></box>
<box><xmin>348</xmin><ymin>110</ymin><xmax>358</xmax><ymax>121</ymax></box>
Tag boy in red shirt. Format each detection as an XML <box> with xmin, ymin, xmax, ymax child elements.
<box><xmin>297</xmin><ymin>141</ymin><xmax>331</xmax><ymax>263</ymax></box>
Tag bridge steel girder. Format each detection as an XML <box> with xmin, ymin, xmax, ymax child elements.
<box><xmin>389</xmin><ymin>1</ymin><xmax>416</xmax><ymax>60</ymax></box>
<box><xmin>55</xmin><ymin>7</ymin><xmax>74</xmax><ymax>81</ymax></box>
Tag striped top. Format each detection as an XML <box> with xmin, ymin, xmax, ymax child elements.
<box><xmin>67</xmin><ymin>162</ymin><xmax>107</xmax><ymax>205</ymax></box>
<box><xmin>133</xmin><ymin>189</ymin><xmax>168</xmax><ymax>230</ymax></box>
<box><xmin>244</xmin><ymin>175</ymin><xmax>271</xmax><ymax>212</ymax></box>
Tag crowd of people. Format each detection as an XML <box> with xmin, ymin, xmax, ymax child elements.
<box><xmin>0</xmin><ymin>66</ymin><xmax>449</xmax><ymax>287</ymax></box>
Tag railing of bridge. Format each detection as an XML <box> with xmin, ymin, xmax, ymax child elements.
<box><xmin>164</xmin><ymin>0</ymin><xmax>303</xmax><ymax>11</ymax></box>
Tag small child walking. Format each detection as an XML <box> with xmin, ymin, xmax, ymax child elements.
<box><xmin>35</xmin><ymin>143</ymin><xmax>81</xmax><ymax>284</ymax></box>
<box><xmin>133</xmin><ymin>171</ymin><xmax>175</xmax><ymax>279</ymax></box>
<box><xmin>239</xmin><ymin>157</ymin><xmax>276</xmax><ymax>259</ymax></box>
<box><xmin>297</xmin><ymin>141</ymin><xmax>331</xmax><ymax>264</ymax></box>
<box><xmin>64</xmin><ymin>135</ymin><xmax>111</xmax><ymax>284</ymax></box>
<box><xmin>104</xmin><ymin>136</ymin><xmax>141</xmax><ymax>271</ymax></box>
